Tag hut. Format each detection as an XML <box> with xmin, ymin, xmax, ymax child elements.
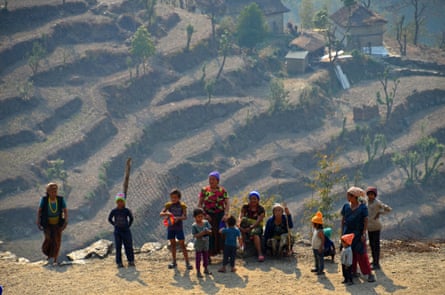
<box><xmin>285</xmin><ymin>51</ymin><xmax>309</xmax><ymax>74</ymax></box>
<box><xmin>289</xmin><ymin>31</ymin><xmax>325</xmax><ymax>61</ymax></box>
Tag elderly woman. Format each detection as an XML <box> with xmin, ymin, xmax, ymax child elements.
<box><xmin>341</xmin><ymin>186</ymin><xmax>375</xmax><ymax>282</ymax></box>
<box><xmin>36</xmin><ymin>183</ymin><xmax>68</xmax><ymax>265</ymax></box>
<box><xmin>264</xmin><ymin>203</ymin><xmax>294</xmax><ymax>257</ymax></box>
<box><xmin>198</xmin><ymin>171</ymin><xmax>230</xmax><ymax>257</ymax></box>
<box><xmin>239</xmin><ymin>191</ymin><xmax>265</xmax><ymax>262</ymax></box>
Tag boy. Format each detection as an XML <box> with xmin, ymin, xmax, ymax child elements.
<box><xmin>366</xmin><ymin>186</ymin><xmax>392</xmax><ymax>270</ymax></box>
<box><xmin>218</xmin><ymin>216</ymin><xmax>242</xmax><ymax>273</ymax></box>
<box><xmin>192</xmin><ymin>208</ymin><xmax>212</xmax><ymax>278</ymax></box>
<box><xmin>108</xmin><ymin>193</ymin><xmax>135</xmax><ymax>268</ymax></box>
<box><xmin>341</xmin><ymin>233</ymin><xmax>355</xmax><ymax>285</ymax></box>
<box><xmin>160</xmin><ymin>189</ymin><xmax>192</xmax><ymax>270</ymax></box>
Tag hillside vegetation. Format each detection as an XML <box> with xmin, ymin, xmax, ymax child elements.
<box><xmin>0</xmin><ymin>0</ymin><xmax>444</xmax><ymax>260</ymax></box>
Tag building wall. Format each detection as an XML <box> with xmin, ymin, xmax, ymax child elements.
<box><xmin>267</xmin><ymin>14</ymin><xmax>284</xmax><ymax>33</ymax></box>
<box><xmin>286</xmin><ymin>57</ymin><xmax>308</xmax><ymax>74</ymax></box>
<box><xmin>334</xmin><ymin>24</ymin><xmax>385</xmax><ymax>49</ymax></box>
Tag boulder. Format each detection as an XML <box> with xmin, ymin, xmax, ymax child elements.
<box><xmin>67</xmin><ymin>239</ymin><xmax>113</xmax><ymax>261</ymax></box>
<box><xmin>140</xmin><ymin>242</ymin><xmax>162</xmax><ymax>253</ymax></box>
<box><xmin>0</xmin><ymin>251</ymin><xmax>17</xmax><ymax>261</ymax></box>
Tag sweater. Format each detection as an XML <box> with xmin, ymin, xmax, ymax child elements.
<box><xmin>367</xmin><ymin>198</ymin><xmax>392</xmax><ymax>232</ymax></box>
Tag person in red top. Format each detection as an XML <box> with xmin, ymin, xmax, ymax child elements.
<box><xmin>198</xmin><ymin>171</ymin><xmax>230</xmax><ymax>257</ymax></box>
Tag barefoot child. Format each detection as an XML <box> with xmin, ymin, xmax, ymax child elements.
<box><xmin>218</xmin><ymin>215</ymin><xmax>242</xmax><ymax>273</ymax></box>
<box><xmin>191</xmin><ymin>208</ymin><xmax>212</xmax><ymax>278</ymax></box>
<box><xmin>108</xmin><ymin>193</ymin><xmax>135</xmax><ymax>268</ymax></box>
<box><xmin>311</xmin><ymin>211</ymin><xmax>325</xmax><ymax>275</ymax></box>
<box><xmin>160</xmin><ymin>189</ymin><xmax>192</xmax><ymax>270</ymax></box>
<box><xmin>341</xmin><ymin>233</ymin><xmax>355</xmax><ymax>285</ymax></box>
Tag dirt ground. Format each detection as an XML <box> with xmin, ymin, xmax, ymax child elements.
<box><xmin>1</xmin><ymin>242</ymin><xmax>444</xmax><ymax>295</ymax></box>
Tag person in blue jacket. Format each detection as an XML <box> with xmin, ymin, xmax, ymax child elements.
<box><xmin>264</xmin><ymin>203</ymin><xmax>293</xmax><ymax>257</ymax></box>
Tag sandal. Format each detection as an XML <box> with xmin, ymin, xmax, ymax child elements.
<box><xmin>258</xmin><ymin>255</ymin><xmax>265</xmax><ymax>262</ymax></box>
<box><xmin>168</xmin><ymin>262</ymin><xmax>177</xmax><ymax>269</ymax></box>
<box><xmin>204</xmin><ymin>268</ymin><xmax>212</xmax><ymax>275</ymax></box>
<box><xmin>218</xmin><ymin>268</ymin><xmax>226</xmax><ymax>273</ymax></box>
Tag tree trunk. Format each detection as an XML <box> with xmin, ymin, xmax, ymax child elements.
<box><xmin>216</xmin><ymin>54</ymin><xmax>226</xmax><ymax>80</ymax></box>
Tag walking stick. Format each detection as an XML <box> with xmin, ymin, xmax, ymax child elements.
<box><xmin>123</xmin><ymin>158</ymin><xmax>132</xmax><ymax>197</ymax></box>
<box><xmin>283</xmin><ymin>202</ymin><xmax>291</xmax><ymax>256</ymax></box>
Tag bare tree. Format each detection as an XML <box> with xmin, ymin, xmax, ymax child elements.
<box><xmin>195</xmin><ymin>0</ymin><xmax>225</xmax><ymax>44</ymax></box>
<box><xmin>407</xmin><ymin>0</ymin><xmax>427</xmax><ymax>45</ymax></box>
<box><xmin>396</xmin><ymin>16</ymin><xmax>407</xmax><ymax>56</ymax></box>
<box><xmin>361</xmin><ymin>0</ymin><xmax>371</xmax><ymax>8</ymax></box>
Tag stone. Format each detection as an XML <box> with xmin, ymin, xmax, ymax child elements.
<box><xmin>0</xmin><ymin>251</ymin><xmax>17</xmax><ymax>261</ymax></box>
<box><xmin>18</xmin><ymin>257</ymin><xmax>30</xmax><ymax>264</ymax></box>
<box><xmin>140</xmin><ymin>242</ymin><xmax>162</xmax><ymax>253</ymax></box>
<box><xmin>67</xmin><ymin>239</ymin><xmax>113</xmax><ymax>261</ymax></box>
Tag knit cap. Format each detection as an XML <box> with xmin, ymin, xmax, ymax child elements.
<box><xmin>115</xmin><ymin>192</ymin><xmax>126</xmax><ymax>203</ymax></box>
<box><xmin>341</xmin><ymin>233</ymin><xmax>355</xmax><ymax>246</ymax></box>
<box><xmin>209</xmin><ymin>171</ymin><xmax>220</xmax><ymax>181</ymax></box>
<box><xmin>249</xmin><ymin>191</ymin><xmax>260</xmax><ymax>200</ymax></box>
<box><xmin>366</xmin><ymin>186</ymin><xmax>378</xmax><ymax>196</ymax></box>
<box><xmin>311</xmin><ymin>211</ymin><xmax>323</xmax><ymax>225</ymax></box>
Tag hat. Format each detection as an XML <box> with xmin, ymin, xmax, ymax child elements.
<box><xmin>272</xmin><ymin>203</ymin><xmax>283</xmax><ymax>212</ymax></box>
<box><xmin>46</xmin><ymin>182</ymin><xmax>58</xmax><ymax>192</ymax></box>
<box><xmin>341</xmin><ymin>233</ymin><xmax>355</xmax><ymax>246</ymax></box>
<box><xmin>311</xmin><ymin>211</ymin><xmax>323</xmax><ymax>224</ymax></box>
<box><xmin>115</xmin><ymin>192</ymin><xmax>126</xmax><ymax>203</ymax></box>
<box><xmin>209</xmin><ymin>171</ymin><xmax>220</xmax><ymax>181</ymax></box>
<box><xmin>347</xmin><ymin>186</ymin><xmax>365</xmax><ymax>198</ymax></box>
<box><xmin>366</xmin><ymin>186</ymin><xmax>378</xmax><ymax>196</ymax></box>
<box><xmin>323</xmin><ymin>227</ymin><xmax>332</xmax><ymax>239</ymax></box>
<box><xmin>248</xmin><ymin>191</ymin><xmax>260</xmax><ymax>200</ymax></box>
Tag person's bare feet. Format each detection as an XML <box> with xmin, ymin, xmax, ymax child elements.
<box><xmin>218</xmin><ymin>267</ymin><xmax>226</xmax><ymax>273</ymax></box>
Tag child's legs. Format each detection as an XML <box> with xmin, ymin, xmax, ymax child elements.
<box><xmin>167</xmin><ymin>229</ymin><xmax>177</xmax><ymax>261</ymax></box>
<box><xmin>368</xmin><ymin>230</ymin><xmax>380</xmax><ymax>265</ymax></box>
<box><xmin>114</xmin><ymin>230</ymin><xmax>123</xmax><ymax>265</ymax></box>
<box><xmin>317</xmin><ymin>250</ymin><xmax>324</xmax><ymax>272</ymax></box>
<box><xmin>177</xmin><ymin>239</ymin><xmax>189</xmax><ymax>262</ymax></box>
<box><xmin>341</xmin><ymin>264</ymin><xmax>347</xmax><ymax>279</ymax></box>
<box><xmin>122</xmin><ymin>230</ymin><xmax>134</xmax><ymax>262</ymax></box>
<box><xmin>228</xmin><ymin>245</ymin><xmax>236</xmax><ymax>268</ymax></box>
<box><xmin>312</xmin><ymin>249</ymin><xmax>319</xmax><ymax>270</ymax></box>
<box><xmin>195</xmin><ymin>251</ymin><xmax>202</xmax><ymax>271</ymax></box>
<box><xmin>203</xmin><ymin>250</ymin><xmax>209</xmax><ymax>268</ymax></box>
<box><xmin>222</xmin><ymin>245</ymin><xmax>230</xmax><ymax>266</ymax></box>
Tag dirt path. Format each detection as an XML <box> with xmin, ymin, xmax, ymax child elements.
<box><xmin>1</xmin><ymin>242</ymin><xmax>444</xmax><ymax>294</ymax></box>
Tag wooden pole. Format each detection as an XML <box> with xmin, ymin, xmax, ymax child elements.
<box><xmin>123</xmin><ymin>158</ymin><xmax>132</xmax><ymax>197</ymax></box>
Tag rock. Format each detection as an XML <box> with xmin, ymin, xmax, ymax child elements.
<box><xmin>67</xmin><ymin>239</ymin><xmax>113</xmax><ymax>261</ymax></box>
<box><xmin>18</xmin><ymin>257</ymin><xmax>30</xmax><ymax>264</ymax></box>
<box><xmin>186</xmin><ymin>242</ymin><xmax>194</xmax><ymax>252</ymax></box>
<box><xmin>296</xmin><ymin>239</ymin><xmax>312</xmax><ymax>247</ymax></box>
<box><xmin>140</xmin><ymin>242</ymin><xmax>162</xmax><ymax>253</ymax></box>
<box><xmin>0</xmin><ymin>251</ymin><xmax>17</xmax><ymax>261</ymax></box>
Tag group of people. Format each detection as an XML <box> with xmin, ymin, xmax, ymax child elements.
<box><xmin>36</xmin><ymin>171</ymin><xmax>392</xmax><ymax>285</ymax></box>
<box><xmin>310</xmin><ymin>186</ymin><xmax>392</xmax><ymax>284</ymax></box>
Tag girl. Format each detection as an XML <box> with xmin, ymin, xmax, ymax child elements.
<box><xmin>191</xmin><ymin>208</ymin><xmax>212</xmax><ymax>278</ymax></box>
<box><xmin>311</xmin><ymin>211</ymin><xmax>325</xmax><ymax>275</ymax></box>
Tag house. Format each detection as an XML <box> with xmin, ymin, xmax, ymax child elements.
<box><xmin>285</xmin><ymin>51</ymin><xmax>308</xmax><ymax>74</ymax></box>
<box><xmin>329</xmin><ymin>4</ymin><xmax>387</xmax><ymax>50</ymax></box>
<box><xmin>289</xmin><ymin>31</ymin><xmax>325</xmax><ymax>60</ymax></box>
<box><xmin>225</xmin><ymin>0</ymin><xmax>290</xmax><ymax>33</ymax></box>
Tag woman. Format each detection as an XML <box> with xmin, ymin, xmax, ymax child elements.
<box><xmin>36</xmin><ymin>182</ymin><xmax>68</xmax><ymax>265</ymax></box>
<box><xmin>198</xmin><ymin>171</ymin><xmax>230</xmax><ymax>257</ymax></box>
<box><xmin>341</xmin><ymin>186</ymin><xmax>375</xmax><ymax>282</ymax></box>
<box><xmin>239</xmin><ymin>191</ymin><xmax>265</xmax><ymax>262</ymax></box>
<box><xmin>264</xmin><ymin>203</ymin><xmax>293</xmax><ymax>257</ymax></box>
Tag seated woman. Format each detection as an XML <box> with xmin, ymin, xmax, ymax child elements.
<box><xmin>239</xmin><ymin>191</ymin><xmax>265</xmax><ymax>262</ymax></box>
<box><xmin>264</xmin><ymin>203</ymin><xmax>294</xmax><ymax>257</ymax></box>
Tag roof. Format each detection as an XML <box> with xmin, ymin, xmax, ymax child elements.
<box><xmin>290</xmin><ymin>31</ymin><xmax>325</xmax><ymax>52</ymax></box>
<box><xmin>285</xmin><ymin>51</ymin><xmax>309</xmax><ymax>60</ymax></box>
<box><xmin>225</xmin><ymin>0</ymin><xmax>290</xmax><ymax>17</ymax></box>
<box><xmin>330</xmin><ymin>4</ymin><xmax>387</xmax><ymax>28</ymax></box>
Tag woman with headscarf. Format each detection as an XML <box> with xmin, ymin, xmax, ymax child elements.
<box><xmin>341</xmin><ymin>186</ymin><xmax>375</xmax><ymax>282</ymax></box>
<box><xmin>264</xmin><ymin>203</ymin><xmax>293</xmax><ymax>257</ymax></box>
<box><xmin>198</xmin><ymin>171</ymin><xmax>230</xmax><ymax>257</ymax></box>
<box><xmin>36</xmin><ymin>182</ymin><xmax>68</xmax><ymax>265</ymax></box>
<box><xmin>239</xmin><ymin>191</ymin><xmax>265</xmax><ymax>262</ymax></box>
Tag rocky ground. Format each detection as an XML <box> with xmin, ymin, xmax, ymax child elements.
<box><xmin>1</xmin><ymin>240</ymin><xmax>444</xmax><ymax>294</ymax></box>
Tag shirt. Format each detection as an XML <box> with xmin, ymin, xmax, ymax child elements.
<box><xmin>164</xmin><ymin>201</ymin><xmax>187</xmax><ymax>230</ymax></box>
<box><xmin>39</xmin><ymin>197</ymin><xmax>67</xmax><ymax>225</ymax></box>
<box><xmin>192</xmin><ymin>220</ymin><xmax>211</xmax><ymax>251</ymax></box>
<box><xmin>312</xmin><ymin>228</ymin><xmax>323</xmax><ymax>250</ymax></box>
<box><xmin>221</xmin><ymin>227</ymin><xmax>241</xmax><ymax>247</ymax></box>
<box><xmin>199</xmin><ymin>186</ymin><xmax>228</xmax><ymax>214</ymax></box>
<box><xmin>341</xmin><ymin>246</ymin><xmax>353</xmax><ymax>266</ymax></box>
<box><xmin>367</xmin><ymin>198</ymin><xmax>392</xmax><ymax>232</ymax></box>
<box><xmin>108</xmin><ymin>207</ymin><xmax>134</xmax><ymax>230</ymax></box>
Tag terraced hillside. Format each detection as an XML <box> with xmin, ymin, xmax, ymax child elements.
<box><xmin>0</xmin><ymin>0</ymin><xmax>444</xmax><ymax>260</ymax></box>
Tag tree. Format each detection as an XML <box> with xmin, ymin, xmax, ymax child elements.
<box><xmin>305</xmin><ymin>153</ymin><xmax>347</xmax><ymax>227</ymax></box>
<box><xmin>195</xmin><ymin>0</ymin><xmax>225</xmax><ymax>44</ymax></box>
<box><xmin>268</xmin><ymin>78</ymin><xmax>289</xmax><ymax>113</ymax></box>
<box><xmin>130</xmin><ymin>25</ymin><xmax>155</xmax><ymax>76</ymax></box>
<box><xmin>396</xmin><ymin>15</ymin><xmax>407</xmax><ymax>56</ymax></box>
<box><xmin>376</xmin><ymin>68</ymin><xmax>400</xmax><ymax>124</ymax></box>
<box><xmin>392</xmin><ymin>151</ymin><xmax>420</xmax><ymax>185</ymax></box>
<box><xmin>204</xmin><ymin>78</ymin><xmax>215</xmax><ymax>104</ymax></box>
<box><xmin>28</xmin><ymin>41</ymin><xmax>46</xmax><ymax>75</ymax></box>
<box><xmin>299</xmin><ymin>0</ymin><xmax>314</xmax><ymax>30</ymax></box>
<box><xmin>145</xmin><ymin>0</ymin><xmax>157</xmax><ymax>27</ymax></box>
<box><xmin>236</xmin><ymin>3</ymin><xmax>268</xmax><ymax>51</ymax></box>
<box><xmin>313</xmin><ymin>9</ymin><xmax>328</xmax><ymax>30</ymax></box>
<box><xmin>406</xmin><ymin>0</ymin><xmax>427</xmax><ymax>46</ymax></box>
<box><xmin>185</xmin><ymin>24</ymin><xmax>194</xmax><ymax>52</ymax></box>
<box><xmin>363</xmin><ymin>133</ymin><xmax>387</xmax><ymax>165</ymax></box>
<box><xmin>216</xmin><ymin>29</ymin><xmax>232</xmax><ymax>80</ymax></box>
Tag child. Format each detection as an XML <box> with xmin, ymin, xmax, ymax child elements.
<box><xmin>341</xmin><ymin>233</ymin><xmax>355</xmax><ymax>285</ymax></box>
<box><xmin>191</xmin><ymin>208</ymin><xmax>212</xmax><ymax>278</ymax></box>
<box><xmin>218</xmin><ymin>215</ymin><xmax>242</xmax><ymax>273</ymax></box>
<box><xmin>311</xmin><ymin>211</ymin><xmax>325</xmax><ymax>275</ymax></box>
<box><xmin>366</xmin><ymin>186</ymin><xmax>392</xmax><ymax>270</ymax></box>
<box><xmin>160</xmin><ymin>189</ymin><xmax>192</xmax><ymax>270</ymax></box>
<box><xmin>108</xmin><ymin>193</ymin><xmax>135</xmax><ymax>268</ymax></box>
